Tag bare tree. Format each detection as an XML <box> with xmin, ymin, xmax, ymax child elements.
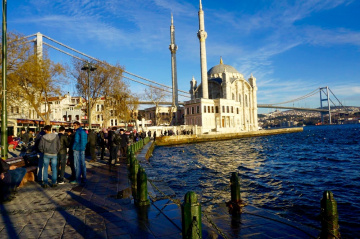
<box><xmin>4</xmin><ymin>33</ymin><xmax>66</xmax><ymax>124</ymax></box>
<box><xmin>144</xmin><ymin>86</ymin><xmax>168</xmax><ymax>126</ymax></box>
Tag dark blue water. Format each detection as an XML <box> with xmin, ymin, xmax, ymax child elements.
<box><xmin>150</xmin><ymin>124</ymin><xmax>360</xmax><ymax>238</ymax></box>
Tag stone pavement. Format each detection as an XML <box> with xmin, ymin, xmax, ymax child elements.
<box><xmin>0</xmin><ymin>143</ymin><xmax>320</xmax><ymax>238</ymax></box>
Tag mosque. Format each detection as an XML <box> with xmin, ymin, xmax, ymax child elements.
<box><xmin>145</xmin><ymin>0</ymin><xmax>258</xmax><ymax>134</ymax></box>
<box><xmin>182</xmin><ymin>0</ymin><xmax>259</xmax><ymax>133</ymax></box>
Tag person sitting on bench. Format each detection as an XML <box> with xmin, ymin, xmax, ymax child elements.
<box><xmin>0</xmin><ymin>159</ymin><xmax>27</xmax><ymax>203</ymax></box>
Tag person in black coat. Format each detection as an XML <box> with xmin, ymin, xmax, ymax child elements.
<box><xmin>57</xmin><ymin>127</ymin><xmax>69</xmax><ymax>184</ymax></box>
<box><xmin>119</xmin><ymin>129</ymin><xmax>129</xmax><ymax>158</ymax></box>
<box><xmin>107</xmin><ymin>127</ymin><xmax>118</xmax><ymax>165</ymax></box>
<box><xmin>87</xmin><ymin>129</ymin><xmax>97</xmax><ymax>162</ymax></box>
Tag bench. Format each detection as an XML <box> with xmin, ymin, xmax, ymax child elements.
<box><xmin>5</xmin><ymin>156</ymin><xmax>38</xmax><ymax>187</ymax></box>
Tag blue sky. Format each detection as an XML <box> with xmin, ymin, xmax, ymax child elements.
<box><xmin>7</xmin><ymin>0</ymin><xmax>360</xmax><ymax>112</ymax></box>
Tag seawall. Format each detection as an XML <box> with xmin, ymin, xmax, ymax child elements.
<box><xmin>155</xmin><ymin>127</ymin><xmax>303</xmax><ymax>146</ymax></box>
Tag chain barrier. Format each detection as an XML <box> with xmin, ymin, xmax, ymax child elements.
<box><xmin>185</xmin><ymin>217</ymin><xmax>202</xmax><ymax>239</ymax></box>
<box><xmin>320</xmin><ymin>215</ymin><xmax>341</xmax><ymax>239</ymax></box>
<box><xmin>148</xmin><ymin>179</ymin><xmax>181</xmax><ymax>206</ymax></box>
<box><xmin>200</xmin><ymin>183</ymin><xmax>230</xmax><ymax>205</ymax></box>
<box><xmin>203</xmin><ymin>212</ymin><xmax>229</xmax><ymax>239</ymax></box>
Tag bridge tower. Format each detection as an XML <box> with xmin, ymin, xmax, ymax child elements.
<box><xmin>34</xmin><ymin>32</ymin><xmax>43</xmax><ymax>59</ymax></box>
<box><xmin>320</xmin><ymin>86</ymin><xmax>332</xmax><ymax>124</ymax></box>
<box><xmin>197</xmin><ymin>0</ymin><xmax>209</xmax><ymax>99</ymax></box>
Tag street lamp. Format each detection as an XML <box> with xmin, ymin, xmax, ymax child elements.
<box><xmin>81</xmin><ymin>62</ymin><xmax>96</xmax><ymax>129</ymax></box>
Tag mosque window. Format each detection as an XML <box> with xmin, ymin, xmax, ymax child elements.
<box><xmin>237</xmin><ymin>108</ymin><xmax>239</xmax><ymax>114</ymax></box>
<box><xmin>231</xmin><ymin>106</ymin><xmax>233</xmax><ymax>113</ymax></box>
<box><xmin>212</xmin><ymin>106</ymin><xmax>214</xmax><ymax>113</ymax></box>
<box><xmin>197</xmin><ymin>106</ymin><xmax>200</xmax><ymax>113</ymax></box>
<box><xmin>187</xmin><ymin>107</ymin><xmax>189</xmax><ymax>115</ymax></box>
<box><xmin>192</xmin><ymin>107</ymin><xmax>194</xmax><ymax>114</ymax></box>
<box><xmin>204</xmin><ymin>106</ymin><xmax>206</xmax><ymax>113</ymax></box>
<box><xmin>216</xmin><ymin>106</ymin><xmax>219</xmax><ymax>113</ymax></box>
<box><xmin>208</xmin><ymin>106</ymin><xmax>210</xmax><ymax>113</ymax></box>
<box><xmin>227</xmin><ymin>106</ymin><xmax>229</xmax><ymax>113</ymax></box>
<box><xmin>222</xmin><ymin>106</ymin><xmax>225</xmax><ymax>113</ymax></box>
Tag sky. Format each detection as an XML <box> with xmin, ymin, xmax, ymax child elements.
<box><xmin>7</xmin><ymin>0</ymin><xmax>360</xmax><ymax>112</ymax></box>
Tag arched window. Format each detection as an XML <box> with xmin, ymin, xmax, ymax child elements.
<box><xmin>215</xmin><ymin>106</ymin><xmax>219</xmax><ymax>113</ymax></box>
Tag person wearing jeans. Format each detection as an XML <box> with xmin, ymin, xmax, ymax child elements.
<box><xmin>57</xmin><ymin>127</ymin><xmax>69</xmax><ymax>184</ymax></box>
<box><xmin>71</xmin><ymin>121</ymin><xmax>88</xmax><ymax>184</ymax></box>
<box><xmin>38</xmin><ymin>125</ymin><xmax>60</xmax><ymax>188</ymax></box>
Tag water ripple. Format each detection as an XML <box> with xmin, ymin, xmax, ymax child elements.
<box><xmin>150</xmin><ymin>124</ymin><xmax>360</xmax><ymax>238</ymax></box>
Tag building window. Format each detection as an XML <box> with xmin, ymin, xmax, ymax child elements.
<box><xmin>237</xmin><ymin>108</ymin><xmax>239</xmax><ymax>114</ymax></box>
<box><xmin>212</xmin><ymin>106</ymin><xmax>214</xmax><ymax>113</ymax></box>
<box><xmin>192</xmin><ymin>107</ymin><xmax>194</xmax><ymax>114</ymax></box>
<box><xmin>197</xmin><ymin>106</ymin><xmax>200</xmax><ymax>113</ymax></box>
<box><xmin>204</xmin><ymin>106</ymin><xmax>206</xmax><ymax>113</ymax></box>
<box><xmin>222</xmin><ymin>106</ymin><xmax>225</xmax><ymax>113</ymax></box>
<box><xmin>115</xmin><ymin>119</ymin><xmax>118</xmax><ymax>126</ymax></box>
<box><xmin>231</xmin><ymin>106</ymin><xmax>233</xmax><ymax>113</ymax></box>
<box><xmin>227</xmin><ymin>106</ymin><xmax>229</xmax><ymax>113</ymax></box>
<box><xmin>208</xmin><ymin>106</ymin><xmax>210</xmax><ymax>113</ymax></box>
<box><xmin>76</xmin><ymin>115</ymin><xmax>79</xmax><ymax>120</ymax></box>
<box><xmin>216</xmin><ymin>106</ymin><xmax>219</xmax><ymax>113</ymax></box>
<box><xmin>97</xmin><ymin>115</ymin><xmax>100</xmax><ymax>121</ymax></box>
<box><xmin>187</xmin><ymin>107</ymin><xmax>189</xmax><ymax>115</ymax></box>
<box><xmin>239</xmin><ymin>94</ymin><xmax>241</xmax><ymax>105</ymax></box>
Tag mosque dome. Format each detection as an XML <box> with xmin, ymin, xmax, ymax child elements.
<box><xmin>207</xmin><ymin>57</ymin><xmax>240</xmax><ymax>76</ymax></box>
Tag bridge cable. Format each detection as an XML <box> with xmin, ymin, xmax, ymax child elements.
<box><xmin>42</xmin><ymin>34</ymin><xmax>190</xmax><ymax>94</ymax></box>
<box><xmin>263</xmin><ymin>88</ymin><xmax>319</xmax><ymax>106</ymax></box>
<box><xmin>122</xmin><ymin>75</ymin><xmax>190</xmax><ymax>98</ymax></box>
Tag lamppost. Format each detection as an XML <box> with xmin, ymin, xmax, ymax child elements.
<box><xmin>1</xmin><ymin>0</ymin><xmax>8</xmax><ymax>159</ymax></box>
<box><xmin>81</xmin><ymin>62</ymin><xmax>96</xmax><ymax>129</ymax></box>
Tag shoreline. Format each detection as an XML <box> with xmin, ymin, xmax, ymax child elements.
<box><xmin>154</xmin><ymin>127</ymin><xmax>303</xmax><ymax>146</ymax></box>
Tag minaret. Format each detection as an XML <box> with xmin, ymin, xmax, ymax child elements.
<box><xmin>197</xmin><ymin>0</ymin><xmax>209</xmax><ymax>99</ymax></box>
<box><xmin>169</xmin><ymin>14</ymin><xmax>179</xmax><ymax>108</ymax></box>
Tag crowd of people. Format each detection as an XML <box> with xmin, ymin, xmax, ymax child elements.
<box><xmin>0</xmin><ymin>125</ymin><xmax>194</xmax><ymax>203</ymax></box>
<box><xmin>0</xmin><ymin>122</ymin><xmax>153</xmax><ymax>203</ymax></box>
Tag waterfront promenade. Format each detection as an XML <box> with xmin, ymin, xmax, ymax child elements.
<box><xmin>0</xmin><ymin>143</ymin><xmax>320</xmax><ymax>238</ymax></box>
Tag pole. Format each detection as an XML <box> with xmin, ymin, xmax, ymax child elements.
<box><xmin>87</xmin><ymin>66</ymin><xmax>91</xmax><ymax>129</ymax></box>
<box><xmin>1</xmin><ymin>0</ymin><xmax>8</xmax><ymax>159</ymax></box>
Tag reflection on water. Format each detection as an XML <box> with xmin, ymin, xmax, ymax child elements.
<box><xmin>150</xmin><ymin>124</ymin><xmax>360</xmax><ymax>238</ymax></box>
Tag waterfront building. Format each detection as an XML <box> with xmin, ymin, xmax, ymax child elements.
<box><xmin>184</xmin><ymin>1</ymin><xmax>258</xmax><ymax>133</ymax></box>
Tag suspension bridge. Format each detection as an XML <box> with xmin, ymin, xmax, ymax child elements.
<box><xmin>18</xmin><ymin>33</ymin><xmax>350</xmax><ymax>123</ymax></box>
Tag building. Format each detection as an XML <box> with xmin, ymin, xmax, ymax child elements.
<box><xmin>184</xmin><ymin>1</ymin><xmax>258</xmax><ymax>134</ymax></box>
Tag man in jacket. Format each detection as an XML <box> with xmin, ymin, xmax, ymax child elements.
<box><xmin>0</xmin><ymin>159</ymin><xmax>26</xmax><ymax>203</ymax></box>
<box><xmin>57</xmin><ymin>127</ymin><xmax>69</xmax><ymax>184</ymax></box>
<box><xmin>71</xmin><ymin>121</ymin><xmax>88</xmax><ymax>184</ymax></box>
<box><xmin>38</xmin><ymin>125</ymin><xmax>60</xmax><ymax>188</ymax></box>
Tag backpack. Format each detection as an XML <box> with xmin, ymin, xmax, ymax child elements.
<box><xmin>114</xmin><ymin>133</ymin><xmax>122</xmax><ymax>145</ymax></box>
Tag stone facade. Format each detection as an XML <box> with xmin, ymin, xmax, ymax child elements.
<box><xmin>186</xmin><ymin>58</ymin><xmax>258</xmax><ymax>133</ymax></box>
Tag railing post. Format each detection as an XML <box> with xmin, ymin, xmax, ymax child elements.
<box><xmin>226</xmin><ymin>172</ymin><xmax>245</xmax><ymax>214</ymax></box>
<box><xmin>320</xmin><ymin>191</ymin><xmax>341</xmax><ymax>239</ymax></box>
<box><xmin>136</xmin><ymin>167</ymin><xmax>150</xmax><ymax>206</ymax></box>
<box><xmin>182</xmin><ymin>191</ymin><xmax>202</xmax><ymax>239</ymax></box>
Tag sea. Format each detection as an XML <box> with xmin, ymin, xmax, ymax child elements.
<box><xmin>149</xmin><ymin>124</ymin><xmax>360</xmax><ymax>238</ymax></box>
